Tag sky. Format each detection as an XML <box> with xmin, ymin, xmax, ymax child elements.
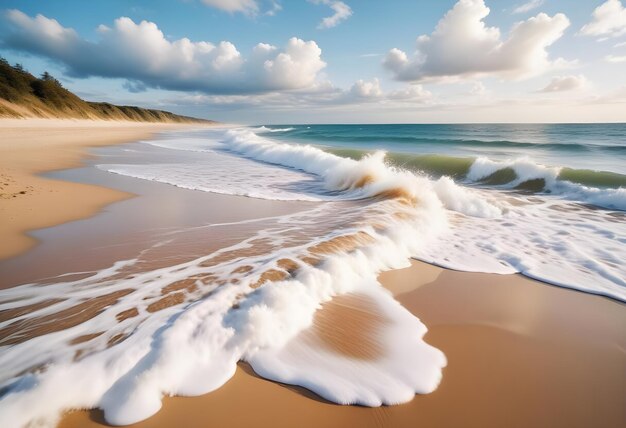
<box><xmin>0</xmin><ymin>0</ymin><xmax>625</xmax><ymax>124</ymax></box>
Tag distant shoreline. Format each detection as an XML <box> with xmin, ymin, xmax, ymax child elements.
<box><xmin>0</xmin><ymin>58</ymin><xmax>213</xmax><ymax>123</ymax></box>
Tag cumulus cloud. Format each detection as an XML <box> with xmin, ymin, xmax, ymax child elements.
<box><xmin>341</xmin><ymin>79</ymin><xmax>431</xmax><ymax>103</ymax></box>
<box><xmin>538</xmin><ymin>75</ymin><xmax>588</xmax><ymax>92</ymax></box>
<box><xmin>580</xmin><ymin>0</ymin><xmax>626</xmax><ymax>38</ymax></box>
<box><xmin>383</xmin><ymin>0</ymin><xmax>570</xmax><ymax>82</ymax></box>
<box><xmin>310</xmin><ymin>0</ymin><xmax>352</xmax><ymax>29</ymax></box>
<box><xmin>348</xmin><ymin>78</ymin><xmax>383</xmax><ymax>99</ymax></box>
<box><xmin>512</xmin><ymin>0</ymin><xmax>544</xmax><ymax>14</ymax></box>
<box><xmin>0</xmin><ymin>10</ymin><xmax>326</xmax><ymax>94</ymax></box>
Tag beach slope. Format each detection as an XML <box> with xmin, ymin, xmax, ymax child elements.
<box><xmin>0</xmin><ymin>119</ymin><xmax>208</xmax><ymax>259</ymax></box>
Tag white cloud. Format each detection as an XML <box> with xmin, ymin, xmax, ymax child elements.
<box><xmin>512</xmin><ymin>0</ymin><xmax>544</xmax><ymax>14</ymax></box>
<box><xmin>342</xmin><ymin>79</ymin><xmax>431</xmax><ymax>104</ymax></box>
<box><xmin>469</xmin><ymin>81</ymin><xmax>487</xmax><ymax>95</ymax></box>
<box><xmin>1</xmin><ymin>10</ymin><xmax>326</xmax><ymax>94</ymax></box>
<box><xmin>169</xmin><ymin>79</ymin><xmax>431</xmax><ymax>109</ymax></box>
<box><xmin>383</xmin><ymin>0</ymin><xmax>570</xmax><ymax>83</ymax></box>
<box><xmin>387</xmin><ymin>84</ymin><xmax>432</xmax><ymax>101</ymax></box>
<box><xmin>309</xmin><ymin>0</ymin><xmax>352</xmax><ymax>29</ymax></box>
<box><xmin>348</xmin><ymin>78</ymin><xmax>382</xmax><ymax>99</ymax></box>
<box><xmin>200</xmin><ymin>0</ymin><xmax>281</xmax><ymax>16</ymax></box>
<box><xmin>201</xmin><ymin>0</ymin><xmax>259</xmax><ymax>15</ymax></box>
<box><xmin>580</xmin><ymin>0</ymin><xmax>626</xmax><ymax>38</ymax></box>
<box><xmin>605</xmin><ymin>54</ymin><xmax>626</xmax><ymax>62</ymax></box>
<box><xmin>538</xmin><ymin>75</ymin><xmax>588</xmax><ymax>92</ymax></box>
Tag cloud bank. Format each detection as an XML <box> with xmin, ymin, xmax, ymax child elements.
<box><xmin>580</xmin><ymin>0</ymin><xmax>626</xmax><ymax>39</ymax></box>
<box><xmin>1</xmin><ymin>10</ymin><xmax>326</xmax><ymax>94</ymax></box>
<box><xmin>168</xmin><ymin>78</ymin><xmax>431</xmax><ymax>110</ymax></box>
<box><xmin>383</xmin><ymin>0</ymin><xmax>570</xmax><ymax>82</ymax></box>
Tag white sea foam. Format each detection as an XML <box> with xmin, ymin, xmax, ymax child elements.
<box><xmin>115</xmin><ymin>128</ymin><xmax>501</xmax><ymax>215</ymax></box>
<box><xmin>112</xmin><ymin>127</ymin><xmax>625</xmax><ymax>300</ymax></box>
<box><xmin>99</xmin><ymin>150</ymin><xmax>329</xmax><ymax>202</ymax></box>
<box><xmin>467</xmin><ymin>156</ymin><xmax>561</xmax><ymax>185</ymax></box>
<box><xmin>221</xmin><ymin>128</ymin><xmax>501</xmax><ymax>216</ymax></box>
<box><xmin>0</xmin><ymin>129</ymin><xmax>451</xmax><ymax>427</ymax></box>
<box><xmin>415</xmin><ymin>189</ymin><xmax>626</xmax><ymax>299</ymax></box>
<box><xmin>252</xmin><ymin>126</ymin><xmax>296</xmax><ymax>133</ymax></box>
<box><xmin>466</xmin><ymin>156</ymin><xmax>626</xmax><ymax>210</ymax></box>
<box><xmin>432</xmin><ymin>176</ymin><xmax>502</xmax><ymax>218</ymax></box>
<box><xmin>0</xmin><ymin>209</ymin><xmax>448</xmax><ymax>426</ymax></box>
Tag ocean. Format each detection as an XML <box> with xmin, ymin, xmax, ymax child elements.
<box><xmin>106</xmin><ymin>123</ymin><xmax>626</xmax><ymax>298</ymax></box>
<box><xmin>0</xmin><ymin>123</ymin><xmax>624</xmax><ymax>426</ymax></box>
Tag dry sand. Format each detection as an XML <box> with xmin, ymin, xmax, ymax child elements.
<box><xmin>0</xmin><ymin>119</ymin><xmax>209</xmax><ymax>259</ymax></box>
<box><xmin>59</xmin><ymin>261</ymin><xmax>626</xmax><ymax>428</ymax></box>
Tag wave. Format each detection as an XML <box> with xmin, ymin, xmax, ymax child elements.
<box><xmin>326</xmin><ymin>149</ymin><xmax>626</xmax><ymax>211</ymax></box>
<box><xmin>252</xmin><ymin>126</ymin><xmax>296</xmax><ymax>133</ymax></box>
<box><xmin>217</xmin><ymin>128</ymin><xmax>625</xmax><ymax>299</ymax></box>
<box><xmin>222</xmin><ymin>128</ymin><xmax>501</xmax><ymax>217</ymax></box>
<box><xmin>185</xmin><ymin>127</ymin><xmax>626</xmax><ymax>296</ymax></box>
<box><xmin>281</xmin><ymin>127</ymin><xmax>626</xmax><ymax>152</ymax></box>
<box><xmin>134</xmin><ymin>129</ymin><xmax>501</xmax><ymax>216</ymax></box>
<box><xmin>0</xmin><ymin>137</ymin><xmax>451</xmax><ymax>425</ymax></box>
<box><xmin>467</xmin><ymin>157</ymin><xmax>626</xmax><ymax>211</ymax></box>
<box><xmin>331</xmin><ymin>149</ymin><xmax>626</xmax><ymax>187</ymax></box>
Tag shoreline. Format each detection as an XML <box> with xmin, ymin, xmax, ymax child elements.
<box><xmin>59</xmin><ymin>260</ymin><xmax>626</xmax><ymax>428</ymax></box>
<box><xmin>0</xmin><ymin>119</ymin><xmax>213</xmax><ymax>260</ymax></box>
<box><xmin>0</xmin><ymin>121</ymin><xmax>623</xmax><ymax>428</ymax></box>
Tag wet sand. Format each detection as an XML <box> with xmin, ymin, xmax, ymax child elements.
<box><xmin>0</xmin><ymin>125</ymin><xmax>624</xmax><ymax>428</ymax></box>
<box><xmin>58</xmin><ymin>261</ymin><xmax>626</xmax><ymax>428</ymax></box>
<box><xmin>0</xmin><ymin>119</ymin><xmax>211</xmax><ymax>260</ymax></box>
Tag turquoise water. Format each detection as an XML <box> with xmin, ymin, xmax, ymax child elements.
<box><xmin>259</xmin><ymin>123</ymin><xmax>626</xmax><ymax>186</ymax></box>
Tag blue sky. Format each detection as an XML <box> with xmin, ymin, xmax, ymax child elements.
<box><xmin>1</xmin><ymin>0</ymin><xmax>625</xmax><ymax>123</ymax></box>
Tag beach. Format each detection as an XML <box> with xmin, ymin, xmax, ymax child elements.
<box><xmin>57</xmin><ymin>260</ymin><xmax>626</xmax><ymax>428</ymax></box>
<box><xmin>0</xmin><ymin>119</ymin><xmax>206</xmax><ymax>260</ymax></box>
<box><xmin>0</xmin><ymin>121</ymin><xmax>624</xmax><ymax>428</ymax></box>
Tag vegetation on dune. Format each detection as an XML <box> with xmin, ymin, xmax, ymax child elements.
<box><xmin>0</xmin><ymin>57</ymin><xmax>212</xmax><ymax>123</ymax></box>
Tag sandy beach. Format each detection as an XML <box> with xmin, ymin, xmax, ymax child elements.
<box><xmin>0</xmin><ymin>119</ymin><xmax>209</xmax><ymax>260</ymax></box>
<box><xmin>55</xmin><ymin>260</ymin><xmax>625</xmax><ymax>428</ymax></box>
<box><xmin>0</xmin><ymin>121</ymin><xmax>622</xmax><ymax>428</ymax></box>
<box><xmin>2</xmin><ymin>2</ymin><xmax>625</xmax><ymax>427</ymax></box>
